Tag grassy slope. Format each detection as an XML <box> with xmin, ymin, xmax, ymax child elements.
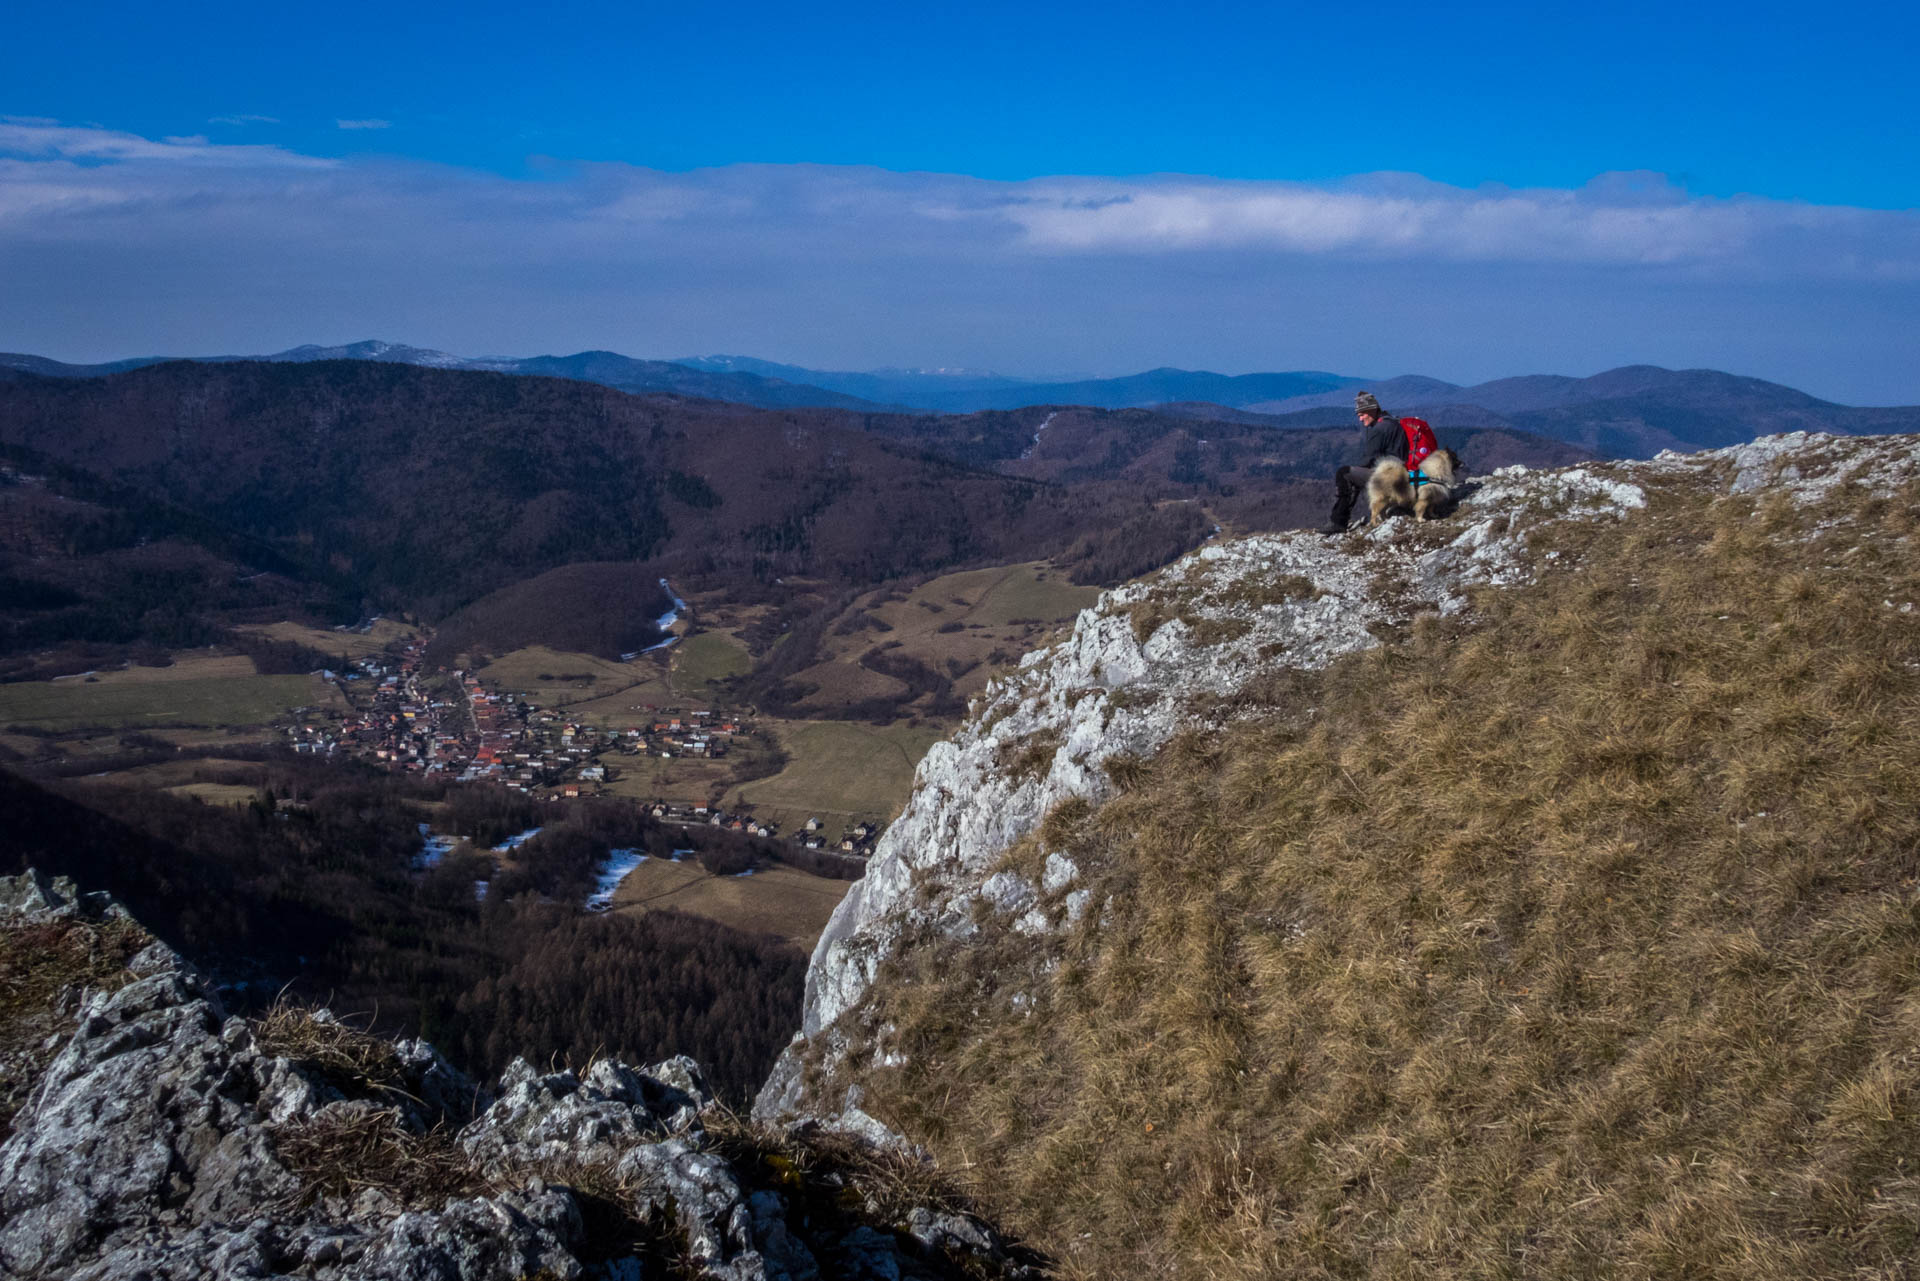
<box><xmin>850</xmin><ymin>466</ymin><xmax>1920</xmax><ymax>1279</ymax></box>
<box><xmin>608</xmin><ymin>858</ymin><xmax>852</xmax><ymax>952</ymax></box>
<box><xmin>234</xmin><ymin>618</ymin><xmax>419</xmax><ymax>661</ymax></box>
<box><xmin>673</xmin><ymin>631</ymin><xmax>753</xmax><ymax>693</ymax></box>
<box><xmin>475</xmin><ymin>646</ymin><xmax>664</xmax><ymax>712</ymax></box>
<box><xmin>0</xmin><ymin>671</ymin><xmax>338</xmax><ymax>731</ymax></box>
<box><xmin>725</xmin><ymin>719</ymin><xmax>944</xmax><ymax>823</ymax></box>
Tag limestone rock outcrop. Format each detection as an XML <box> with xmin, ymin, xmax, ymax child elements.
<box><xmin>0</xmin><ymin>873</ymin><xmax>1031</xmax><ymax>1281</ymax></box>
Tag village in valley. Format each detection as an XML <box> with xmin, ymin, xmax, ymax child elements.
<box><xmin>280</xmin><ymin>631</ymin><xmax>885</xmax><ymax>860</ymax></box>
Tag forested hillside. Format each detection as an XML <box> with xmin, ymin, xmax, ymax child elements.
<box><xmin>0</xmin><ymin>763</ymin><xmax>804</xmax><ymax>1101</ymax></box>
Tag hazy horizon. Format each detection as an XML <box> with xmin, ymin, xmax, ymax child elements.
<box><xmin>6</xmin><ymin>2</ymin><xmax>1916</xmax><ymax>404</ymax></box>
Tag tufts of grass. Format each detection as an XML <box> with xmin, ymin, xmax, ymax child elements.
<box><xmin>1205</xmin><ymin>572</ymin><xmax>1324</xmax><ymax>610</ymax></box>
<box><xmin>1179</xmin><ymin>615</ymin><xmax>1253</xmax><ymax>647</ymax></box>
<box><xmin>1127</xmin><ymin>600</ymin><xmax>1173</xmax><ymax>645</ymax></box>
<box><xmin>995</xmin><ymin>729</ymin><xmax>1063</xmax><ymax>785</ymax></box>
<box><xmin>844</xmin><ymin>477</ymin><xmax>1920</xmax><ymax>1279</ymax></box>
<box><xmin>251</xmin><ymin>1001</ymin><xmax>409</xmax><ymax>1101</ymax></box>
<box><xmin>271</xmin><ymin>1108</ymin><xmax>485</xmax><ymax>1211</ymax></box>
<box><xmin>0</xmin><ymin>914</ymin><xmax>151</xmax><ymax>1132</ymax></box>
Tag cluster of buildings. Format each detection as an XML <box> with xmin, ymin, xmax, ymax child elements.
<box><xmin>285</xmin><ymin>638</ymin><xmax>456</xmax><ymax>767</ymax></box>
<box><xmin>279</xmin><ymin>638</ymin><xmax>883</xmax><ymax>862</ymax></box>
<box><xmin>647</xmin><ymin>803</ymin><xmax>884</xmax><ymax>856</ymax></box>
<box><xmin>281</xmin><ymin>647</ymin><xmax>750</xmax><ymax>791</ymax></box>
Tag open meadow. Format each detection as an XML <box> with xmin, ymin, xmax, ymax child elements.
<box><xmin>608</xmin><ymin>856</ymin><xmax>852</xmax><ymax>952</ymax></box>
<box><xmin>233</xmin><ymin>618</ymin><xmax>419</xmax><ymax>662</ymax></box>
<box><xmin>0</xmin><ymin>662</ymin><xmax>343</xmax><ymax>733</ymax></box>
<box><xmin>598</xmin><ymin>754</ymin><xmax>741</xmax><ymax>807</ymax></box>
<box><xmin>476</xmin><ymin>645</ymin><xmax>673</xmax><ymax>714</ymax></box>
<box><xmin>807</xmin><ymin>560</ymin><xmax>1100</xmax><ymax>706</ymax></box>
<box><xmin>724</xmin><ymin>718</ymin><xmax>943</xmax><ymax>828</ymax></box>
<box><xmin>670</xmin><ymin>630</ymin><xmax>752</xmax><ymax>697</ymax></box>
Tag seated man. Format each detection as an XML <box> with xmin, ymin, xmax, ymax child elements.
<box><xmin>1318</xmin><ymin>391</ymin><xmax>1408</xmax><ymax>535</ymax></box>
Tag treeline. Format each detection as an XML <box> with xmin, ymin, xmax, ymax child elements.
<box><xmin>422</xmin><ymin>562</ymin><xmax>673</xmax><ymax>667</ymax></box>
<box><xmin>1058</xmin><ymin>504</ymin><xmax>1216</xmax><ymax>585</ymax></box>
<box><xmin>0</xmin><ymin>764</ymin><xmax>811</xmax><ymax>1101</ymax></box>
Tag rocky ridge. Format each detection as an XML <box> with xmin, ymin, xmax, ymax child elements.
<box><xmin>0</xmin><ymin>872</ymin><xmax>1034</xmax><ymax>1281</ymax></box>
<box><xmin>756</xmin><ymin>431</ymin><xmax>1920</xmax><ymax>1120</ymax></box>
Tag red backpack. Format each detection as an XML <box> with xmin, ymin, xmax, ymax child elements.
<box><xmin>1400</xmin><ymin>416</ymin><xmax>1439</xmax><ymax>470</ymax></box>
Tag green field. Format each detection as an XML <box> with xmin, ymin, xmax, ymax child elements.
<box><xmin>0</xmin><ymin>673</ymin><xmax>339</xmax><ymax>732</ymax></box>
<box><xmin>725</xmin><ymin>718</ymin><xmax>943</xmax><ymax>823</ymax></box>
<box><xmin>672</xmin><ymin>631</ymin><xmax>752</xmax><ymax>694</ymax></box>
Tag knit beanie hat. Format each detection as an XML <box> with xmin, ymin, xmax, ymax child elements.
<box><xmin>1354</xmin><ymin>391</ymin><xmax>1383</xmax><ymax>417</ymax></box>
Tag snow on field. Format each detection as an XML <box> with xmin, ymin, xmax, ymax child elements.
<box><xmin>492</xmin><ymin>827</ymin><xmax>543</xmax><ymax>852</ymax></box>
<box><xmin>586</xmin><ymin>848</ymin><xmax>648</xmax><ymax>912</ymax></box>
<box><xmin>411</xmin><ymin>824</ymin><xmax>460</xmax><ymax>870</ymax></box>
<box><xmin>656</xmin><ymin>578</ymin><xmax>689</xmax><ymax>630</ymax></box>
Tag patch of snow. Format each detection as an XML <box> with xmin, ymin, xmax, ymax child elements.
<box><xmin>585</xmin><ymin>848</ymin><xmax>647</xmax><ymax>912</ymax></box>
<box><xmin>1020</xmin><ymin>411</ymin><xmax>1059</xmax><ymax>460</ymax></box>
<box><xmin>655</xmin><ymin>578</ymin><xmax>689</xmax><ymax>630</ymax></box>
<box><xmin>492</xmin><ymin>827</ymin><xmax>543</xmax><ymax>852</ymax></box>
<box><xmin>412</xmin><ymin>830</ymin><xmax>460</xmax><ymax>871</ymax></box>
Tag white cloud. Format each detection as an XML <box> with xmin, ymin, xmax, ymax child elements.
<box><xmin>335</xmin><ymin>118</ymin><xmax>391</xmax><ymax>130</ymax></box>
<box><xmin>934</xmin><ymin>172</ymin><xmax>1920</xmax><ymax>276</ymax></box>
<box><xmin>2</xmin><ymin>122</ymin><xmax>1918</xmax><ymax>401</ymax></box>
<box><xmin>0</xmin><ymin>121</ymin><xmax>332</xmax><ymax>169</ymax></box>
<box><xmin>210</xmin><ymin>114</ymin><xmax>281</xmax><ymax>126</ymax></box>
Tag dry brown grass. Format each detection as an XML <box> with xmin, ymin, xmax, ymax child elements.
<box><xmin>0</xmin><ymin>914</ymin><xmax>150</xmax><ymax>1132</ymax></box>
<box><xmin>607</xmin><ymin>859</ymin><xmax>851</xmax><ymax>953</ymax></box>
<box><xmin>996</xmin><ymin>729</ymin><xmax>1064</xmax><ymax>784</ymax></box>
<box><xmin>700</xmin><ymin>1106</ymin><xmax>1049</xmax><ymax>1277</ymax></box>
<box><xmin>251</xmin><ymin>1001</ymin><xmax>410</xmax><ymax>1101</ymax></box>
<box><xmin>271</xmin><ymin>1108</ymin><xmax>485</xmax><ymax>1210</ymax></box>
<box><xmin>846</xmin><ymin>472</ymin><xmax>1920</xmax><ymax>1279</ymax></box>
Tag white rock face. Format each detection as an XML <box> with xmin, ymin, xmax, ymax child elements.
<box><xmin>755</xmin><ymin>434</ymin><xmax>1920</xmax><ymax>1121</ymax></box>
<box><xmin>0</xmin><ymin>872</ymin><xmax>1027</xmax><ymax>1281</ymax></box>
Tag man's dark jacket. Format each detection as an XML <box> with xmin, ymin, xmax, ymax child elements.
<box><xmin>1351</xmin><ymin>415</ymin><xmax>1409</xmax><ymax>468</ymax></box>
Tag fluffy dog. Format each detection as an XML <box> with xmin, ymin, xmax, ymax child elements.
<box><xmin>1367</xmin><ymin>448</ymin><xmax>1462</xmax><ymax>525</ymax></box>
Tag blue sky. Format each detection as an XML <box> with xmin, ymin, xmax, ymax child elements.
<box><xmin>4</xmin><ymin>1</ymin><xmax>1918</xmax><ymax>400</ymax></box>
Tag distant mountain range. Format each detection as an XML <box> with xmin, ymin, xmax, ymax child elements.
<box><xmin>4</xmin><ymin>342</ymin><xmax>1917</xmax><ymax>458</ymax></box>
<box><xmin>0</xmin><ymin>342</ymin><xmax>889</xmax><ymax>412</ymax></box>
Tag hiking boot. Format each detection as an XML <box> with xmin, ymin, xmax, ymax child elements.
<box><xmin>1315</xmin><ymin>522</ymin><xmax>1348</xmax><ymax>536</ymax></box>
